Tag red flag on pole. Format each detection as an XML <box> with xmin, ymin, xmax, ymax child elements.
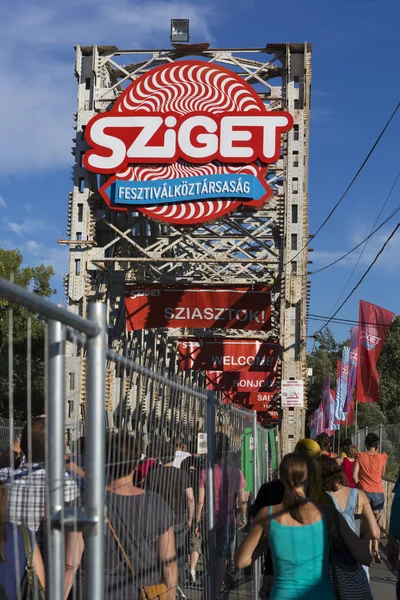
<box><xmin>356</xmin><ymin>300</ymin><xmax>395</xmax><ymax>403</ymax></box>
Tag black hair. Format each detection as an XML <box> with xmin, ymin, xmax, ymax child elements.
<box><xmin>365</xmin><ymin>432</ymin><xmax>380</xmax><ymax>450</ymax></box>
<box><xmin>21</xmin><ymin>417</ymin><xmax>46</xmax><ymax>464</ymax></box>
<box><xmin>315</xmin><ymin>433</ymin><xmax>331</xmax><ymax>452</ymax></box>
<box><xmin>320</xmin><ymin>455</ymin><xmax>348</xmax><ymax>491</ymax></box>
<box><xmin>105</xmin><ymin>432</ymin><xmax>142</xmax><ymax>484</ymax></box>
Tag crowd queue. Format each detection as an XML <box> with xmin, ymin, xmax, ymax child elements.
<box><xmin>0</xmin><ymin>418</ymin><xmax>397</xmax><ymax>599</ymax></box>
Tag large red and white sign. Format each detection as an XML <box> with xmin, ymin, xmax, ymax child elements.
<box><xmin>179</xmin><ymin>339</ymin><xmax>278</xmax><ymax>372</ymax></box>
<box><xmin>125</xmin><ymin>286</ymin><xmax>271</xmax><ymax>331</ymax></box>
<box><xmin>83</xmin><ymin>61</ymin><xmax>293</xmax><ymax>225</ymax></box>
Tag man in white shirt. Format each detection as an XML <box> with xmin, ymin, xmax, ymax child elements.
<box><xmin>172</xmin><ymin>435</ymin><xmax>191</xmax><ymax>468</ymax></box>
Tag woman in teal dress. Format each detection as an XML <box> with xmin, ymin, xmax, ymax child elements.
<box><xmin>235</xmin><ymin>453</ymin><xmax>371</xmax><ymax>599</ymax></box>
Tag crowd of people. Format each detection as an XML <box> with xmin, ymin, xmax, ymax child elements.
<box><xmin>0</xmin><ymin>418</ymin><xmax>397</xmax><ymax>599</ymax></box>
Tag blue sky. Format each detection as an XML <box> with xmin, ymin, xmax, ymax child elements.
<box><xmin>0</xmin><ymin>0</ymin><xmax>399</xmax><ymax>344</ymax></box>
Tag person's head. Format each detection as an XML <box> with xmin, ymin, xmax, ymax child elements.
<box><xmin>105</xmin><ymin>432</ymin><xmax>142</xmax><ymax>484</ymax></box>
<box><xmin>175</xmin><ymin>436</ymin><xmax>186</xmax><ymax>451</ymax></box>
<box><xmin>215</xmin><ymin>432</ymin><xmax>230</xmax><ymax>462</ymax></box>
<box><xmin>315</xmin><ymin>433</ymin><xmax>331</xmax><ymax>452</ymax></box>
<box><xmin>365</xmin><ymin>432</ymin><xmax>380</xmax><ymax>451</ymax></box>
<box><xmin>295</xmin><ymin>438</ymin><xmax>321</xmax><ymax>459</ymax></box>
<box><xmin>342</xmin><ymin>438</ymin><xmax>352</xmax><ymax>453</ymax></box>
<box><xmin>280</xmin><ymin>453</ymin><xmax>313</xmax><ymax>523</ymax></box>
<box><xmin>180</xmin><ymin>455</ymin><xmax>203</xmax><ymax>475</ymax></box>
<box><xmin>347</xmin><ymin>444</ymin><xmax>358</xmax><ymax>459</ymax></box>
<box><xmin>0</xmin><ymin>482</ymin><xmax>8</xmax><ymax>563</ymax></box>
<box><xmin>20</xmin><ymin>417</ymin><xmax>46</xmax><ymax>464</ymax></box>
<box><xmin>320</xmin><ymin>455</ymin><xmax>348</xmax><ymax>491</ymax></box>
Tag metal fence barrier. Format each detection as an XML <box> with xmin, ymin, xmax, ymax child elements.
<box><xmin>0</xmin><ymin>276</ymin><xmax>279</xmax><ymax>600</ymax></box>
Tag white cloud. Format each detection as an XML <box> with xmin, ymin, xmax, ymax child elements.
<box><xmin>4</xmin><ymin>217</ymin><xmax>50</xmax><ymax>237</ymax></box>
<box><xmin>312</xmin><ymin>225</ymin><xmax>400</xmax><ymax>274</ymax></box>
<box><xmin>22</xmin><ymin>239</ymin><xmax>68</xmax><ymax>278</ymax></box>
<box><xmin>0</xmin><ymin>0</ymin><xmax>215</xmax><ymax>176</ymax></box>
<box><xmin>0</xmin><ymin>196</ymin><xmax>6</xmax><ymax>209</ymax></box>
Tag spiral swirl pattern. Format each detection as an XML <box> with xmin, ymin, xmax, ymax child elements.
<box><xmin>114</xmin><ymin>61</ymin><xmax>266</xmax><ymax>224</ymax></box>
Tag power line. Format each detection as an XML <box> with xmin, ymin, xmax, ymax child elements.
<box><xmin>309</xmin><ymin>314</ymin><xmax>399</xmax><ymax>327</ymax></box>
<box><xmin>289</xmin><ymin>101</ymin><xmax>400</xmax><ymax>265</ymax></box>
<box><xmin>310</xmin><ymin>177</ymin><xmax>400</xmax><ymax>275</ymax></box>
<box><xmin>327</xmin><ymin>169</ymin><xmax>400</xmax><ymax>313</ymax></box>
<box><xmin>313</xmin><ymin>222</ymin><xmax>400</xmax><ymax>334</ymax></box>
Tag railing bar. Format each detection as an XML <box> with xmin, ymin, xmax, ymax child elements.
<box><xmin>0</xmin><ymin>277</ymin><xmax>100</xmax><ymax>337</ymax></box>
<box><xmin>66</xmin><ymin>329</ymin><xmax>208</xmax><ymax>400</ymax></box>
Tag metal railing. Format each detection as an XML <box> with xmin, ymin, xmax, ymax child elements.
<box><xmin>0</xmin><ymin>275</ymin><xmax>278</xmax><ymax>599</ymax></box>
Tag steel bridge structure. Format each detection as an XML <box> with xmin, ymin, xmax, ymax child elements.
<box><xmin>62</xmin><ymin>42</ymin><xmax>312</xmax><ymax>455</ymax></box>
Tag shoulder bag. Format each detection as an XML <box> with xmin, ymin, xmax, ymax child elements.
<box><xmin>324</xmin><ymin>507</ymin><xmax>373</xmax><ymax>600</ymax></box>
<box><xmin>106</xmin><ymin>515</ymin><xmax>169</xmax><ymax>600</ymax></box>
<box><xmin>19</xmin><ymin>526</ymin><xmax>45</xmax><ymax>600</ymax></box>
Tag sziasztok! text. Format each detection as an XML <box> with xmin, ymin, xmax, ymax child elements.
<box><xmin>84</xmin><ymin>112</ymin><xmax>293</xmax><ymax>174</ymax></box>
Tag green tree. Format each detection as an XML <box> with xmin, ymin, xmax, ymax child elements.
<box><xmin>0</xmin><ymin>249</ymin><xmax>55</xmax><ymax>419</ymax></box>
<box><xmin>378</xmin><ymin>316</ymin><xmax>400</xmax><ymax>423</ymax></box>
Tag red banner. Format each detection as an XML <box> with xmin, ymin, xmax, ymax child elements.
<box><xmin>125</xmin><ymin>286</ymin><xmax>271</xmax><ymax>331</ymax></box>
<box><xmin>221</xmin><ymin>390</ymin><xmax>279</xmax><ymax>421</ymax></box>
<box><xmin>356</xmin><ymin>300</ymin><xmax>395</xmax><ymax>403</ymax></box>
<box><xmin>205</xmin><ymin>370</ymin><xmax>276</xmax><ymax>392</ymax></box>
<box><xmin>179</xmin><ymin>339</ymin><xmax>279</xmax><ymax>372</ymax></box>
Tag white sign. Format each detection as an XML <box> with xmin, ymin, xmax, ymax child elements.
<box><xmin>197</xmin><ymin>433</ymin><xmax>208</xmax><ymax>455</ymax></box>
<box><xmin>249</xmin><ymin>437</ymin><xmax>255</xmax><ymax>451</ymax></box>
<box><xmin>281</xmin><ymin>379</ymin><xmax>304</xmax><ymax>408</ymax></box>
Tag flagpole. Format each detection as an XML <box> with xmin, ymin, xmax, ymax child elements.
<box><xmin>345</xmin><ymin>414</ymin><xmax>348</xmax><ymax>438</ymax></box>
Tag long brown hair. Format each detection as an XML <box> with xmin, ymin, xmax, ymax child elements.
<box><xmin>280</xmin><ymin>453</ymin><xmax>312</xmax><ymax>523</ymax></box>
<box><xmin>0</xmin><ymin>482</ymin><xmax>8</xmax><ymax>563</ymax></box>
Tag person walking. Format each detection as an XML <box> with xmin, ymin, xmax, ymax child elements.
<box><xmin>144</xmin><ymin>442</ymin><xmax>194</xmax><ymax>592</ymax></box>
<box><xmin>0</xmin><ymin>481</ymin><xmax>45</xmax><ymax>599</ymax></box>
<box><xmin>235</xmin><ymin>453</ymin><xmax>371</xmax><ymax>600</ymax></box>
<box><xmin>180</xmin><ymin>455</ymin><xmax>204</xmax><ymax>585</ymax></box>
<box><xmin>172</xmin><ymin>436</ymin><xmax>191</xmax><ymax>469</ymax></box>
<box><xmin>338</xmin><ymin>444</ymin><xmax>358</xmax><ymax>488</ymax></box>
<box><xmin>196</xmin><ymin>433</ymin><xmax>247</xmax><ymax>600</ymax></box>
<box><xmin>320</xmin><ymin>454</ymin><xmax>379</xmax><ymax>592</ymax></box>
<box><xmin>353</xmin><ymin>432</ymin><xmax>388</xmax><ymax>563</ymax></box>
<box><xmin>316</xmin><ymin>432</ymin><xmax>337</xmax><ymax>458</ymax></box>
<box><xmin>104</xmin><ymin>432</ymin><xmax>178</xmax><ymax>600</ymax></box>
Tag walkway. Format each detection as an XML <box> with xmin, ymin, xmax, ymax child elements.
<box><xmin>370</xmin><ymin>543</ymin><xmax>397</xmax><ymax>599</ymax></box>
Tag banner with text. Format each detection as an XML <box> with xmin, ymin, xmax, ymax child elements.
<box><xmin>179</xmin><ymin>339</ymin><xmax>279</xmax><ymax>372</ymax></box>
<box><xmin>357</xmin><ymin>300</ymin><xmax>395</xmax><ymax>403</ymax></box>
<box><xmin>335</xmin><ymin>348</ymin><xmax>349</xmax><ymax>423</ymax></box>
<box><xmin>344</xmin><ymin>327</ymin><xmax>358</xmax><ymax>423</ymax></box>
<box><xmin>220</xmin><ymin>389</ymin><xmax>279</xmax><ymax>421</ymax></box>
<box><xmin>125</xmin><ymin>286</ymin><xmax>271</xmax><ymax>331</ymax></box>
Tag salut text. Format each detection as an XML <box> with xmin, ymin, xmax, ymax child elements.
<box><xmin>84</xmin><ymin>112</ymin><xmax>293</xmax><ymax>173</ymax></box>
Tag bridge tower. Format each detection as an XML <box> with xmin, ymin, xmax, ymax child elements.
<box><xmin>62</xmin><ymin>43</ymin><xmax>311</xmax><ymax>455</ymax></box>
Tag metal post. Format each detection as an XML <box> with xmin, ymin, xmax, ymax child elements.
<box><xmin>85</xmin><ymin>303</ymin><xmax>106</xmax><ymax>600</ymax></box>
<box><xmin>355</xmin><ymin>401</ymin><xmax>358</xmax><ymax>433</ymax></box>
<box><xmin>379</xmin><ymin>424</ymin><xmax>383</xmax><ymax>453</ymax></box>
<box><xmin>47</xmin><ymin>320</ymin><xmax>66</xmax><ymax>600</ymax></box>
<box><xmin>338</xmin><ymin>425</ymin><xmax>341</xmax><ymax>457</ymax></box>
<box><xmin>266</xmin><ymin>430</ymin><xmax>270</xmax><ymax>483</ymax></box>
<box><xmin>252</xmin><ymin>411</ymin><xmax>260</xmax><ymax>600</ymax></box>
<box><xmin>206</xmin><ymin>391</ymin><xmax>216</xmax><ymax>600</ymax></box>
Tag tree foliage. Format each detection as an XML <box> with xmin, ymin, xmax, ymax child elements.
<box><xmin>0</xmin><ymin>249</ymin><xmax>55</xmax><ymax>419</ymax></box>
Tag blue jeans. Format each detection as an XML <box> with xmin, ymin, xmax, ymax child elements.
<box><xmin>365</xmin><ymin>491</ymin><xmax>385</xmax><ymax>512</ymax></box>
